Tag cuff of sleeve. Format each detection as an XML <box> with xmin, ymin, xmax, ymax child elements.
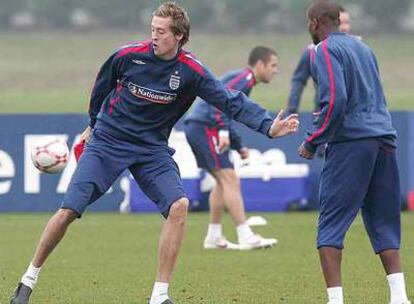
<box><xmin>260</xmin><ymin>119</ymin><xmax>274</xmax><ymax>138</ymax></box>
<box><xmin>304</xmin><ymin>141</ymin><xmax>318</xmax><ymax>154</ymax></box>
<box><xmin>230</xmin><ymin>141</ymin><xmax>243</xmax><ymax>151</ymax></box>
<box><xmin>287</xmin><ymin>107</ymin><xmax>298</xmax><ymax>115</ymax></box>
<box><xmin>89</xmin><ymin>117</ymin><xmax>97</xmax><ymax>128</ymax></box>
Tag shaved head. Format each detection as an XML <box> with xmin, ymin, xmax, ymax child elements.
<box><xmin>307</xmin><ymin>1</ymin><xmax>341</xmax><ymax>28</ymax></box>
<box><xmin>307</xmin><ymin>1</ymin><xmax>341</xmax><ymax>44</ymax></box>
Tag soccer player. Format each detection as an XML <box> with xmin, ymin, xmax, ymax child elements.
<box><xmin>298</xmin><ymin>2</ymin><xmax>410</xmax><ymax>304</ymax></box>
<box><xmin>10</xmin><ymin>2</ymin><xmax>299</xmax><ymax>304</ymax></box>
<box><xmin>184</xmin><ymin>46</ymin><xmax>279</xmax><ymax>250</ymax></box>
<box><xmin>286</xmin><ymin>6</ymin><xmax>351</xmax><ymax>114</ymax></box>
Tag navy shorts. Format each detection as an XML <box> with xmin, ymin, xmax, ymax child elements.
<box><xmin>184</xmin><ymin>121</ymin><xmax>233</xmax><ymax>171</ymax></box>
<box><xmin>62</xmin><ymin>128</ymin><xmax>186</xmax><ymax>218</ymax></box>
<box><xmin>317</xmin><ymin>138</ymin><xmax>401</xmax><ymax>253</ymax></box>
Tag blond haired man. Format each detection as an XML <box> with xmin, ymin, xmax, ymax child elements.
<box><xmin>10</xmin><ymin>2</ymin><xmax>298</xmax><ymax>304</ymax></box>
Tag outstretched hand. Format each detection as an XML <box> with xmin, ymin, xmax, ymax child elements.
<box><xmin>268</xmin><ymin>109</ymin><xmax>299</xmax><ymax>138</ymax></box>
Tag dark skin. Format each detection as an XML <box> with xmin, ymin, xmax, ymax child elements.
<box><xmin>298</xmin><ymin>141</ymin><xmax>315</xmax><ymax>159</ymax></box>
<box><xmin>297</xmin><ymin>7</ymin><xmax>338</xmax><ymax>161</ymax></box>
<box><xmin>301</xmin><ymin>2</ymin><xmax>404</xmax><ymax>291</ymax></box>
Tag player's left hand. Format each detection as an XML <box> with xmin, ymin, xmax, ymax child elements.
<box><xmin>217</xmin><ymin>131</ymin><xmax>230</xmax><ymax>153</ymax></box>
<box><xmin>238</xmin><ymin>147</ymin><xmax>249</xmax><ymax>160</ymax></box>
<box><xmin>298</xmin><ymin>142</ymin><xmax>315</xmax><ymax>159</ymax></box>
<box><xmin>80</xmin><ymin>126</ymin><xmax>92</xmax><ymax>143</ymax></box>
<box><xmin>268</xmin><ymin>109</ymin><xmax>299</xmax><ymax>138</ymax></box>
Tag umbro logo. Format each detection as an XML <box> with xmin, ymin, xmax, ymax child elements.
<box><xmin>132</xmin><ymin>60</ymin><xmax>146</xmax><ymax>65</ymax></box>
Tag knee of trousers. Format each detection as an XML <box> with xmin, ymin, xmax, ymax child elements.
<box><xmin>317</xmin><ymin>229</ymin><xmax>346</xmax><ymax>250</ymax></box>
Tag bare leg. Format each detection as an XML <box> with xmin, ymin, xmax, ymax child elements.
<box><xmin>11</xmin><ymin>209</ymin><xmax>78</xmax><ymax>303</ymax></box>
<box><xmin>210</xmin><ymin>169</ymin><xmax>247</xmax><ymax>226</ymax></box>
<box><xmin>155</xmin><ymin>198</ymin><xmax>189</xmax><ymax>283</ymax></box>
<box><xmin>208</xmin><ymin>184</ymin><xmax>225</xmax><ymax>224</ymax></box>
<box><xmin>206</xmin><ymin>169</ymin><xmax>276</xmax><ymax>250</ymax></box>
<box><xmin>379</xmin><ymin>249</ymin><xmax>402</xmax><ymax>275</ymax></box>
<box><xmin>32</xmin><ymin>209</ymin><xmax>78</xmax><ymax>267</ymax></box>
<box><xmin>319</xmin><ymin>247</ymin><xmax>342</xmax><ymax>287</ymax></box>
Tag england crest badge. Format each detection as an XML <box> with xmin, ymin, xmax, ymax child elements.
<box><xmin>169</xmin><ymin>74</ymin><xmax>181</xmax><ymax>90</ymax></box>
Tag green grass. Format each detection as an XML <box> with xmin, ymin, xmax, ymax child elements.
<box><xmin>1</xmin><ymin>212</ymin><xmax>413</xmax><ymax>303</ymax></box>
<box><xmin>0</xmin><ymin>31</ymin><xmax>414</xmax><ymax>113</ymax></box>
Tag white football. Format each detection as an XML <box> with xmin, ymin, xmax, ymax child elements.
<box><xmin>31</xmin><ymin>138</ymin><xmax>69</xmax><ymax>174</ymax></box>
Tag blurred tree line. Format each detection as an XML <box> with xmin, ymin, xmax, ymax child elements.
<box><xmin>0</xmin><ymin>0</ymin><xmax>413</xmax><ymax>32</ymax></box>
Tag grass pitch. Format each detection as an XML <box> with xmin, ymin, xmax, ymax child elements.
<box><xmin>0</xmin><ymin>212</ymin><xmax>413</xmax><ymax>303</ymax></box>
<box><xmin>1</xmin><ymin>31</ymin><xmax>414</xmax><ymax>114</ymax></box>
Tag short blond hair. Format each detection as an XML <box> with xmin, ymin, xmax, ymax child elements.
<box><xmin>153</xmin><ymin>1</ymin><xmax>190</xmax><ymax>47</ymax></box>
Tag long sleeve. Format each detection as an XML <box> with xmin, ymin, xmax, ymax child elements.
<box><xmin>304</xmin><ymin>40</ymin><xmax>347</xmax><ymax>153</ymax></box>
<box><xmin>212</xmin><ymin>69</ymin><xmax>255</xmax><ymax>132</ymax></box>
<box><xmin>287</xmin><ymin>48</ymin><xmax>312</xmax><ymax>114</ymax></box>
<box><xmin>212</xmin><ymin>106</ymin><xmax>230</xmax><ymax>131</ymax></box>
<box><xmin>88</xmin><ymin>52</ymin><xmax>123</xmax><ymax>128</ymax></box>
<box><xmin>229</xmin><ymin>122</ymin><xmax>244</xmax><ymax>151</ymax></box>
<box><xmin>226</xmin><ymin>71</ymin><xmax>254</xmax><ymax>150</ymax></box>
<box><xmin>195</xmin><ymin>67</ymin><xmax>273</xmax><ymax>137</ymax></box>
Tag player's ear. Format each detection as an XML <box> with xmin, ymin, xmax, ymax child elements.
<box><xmin>256</xmin><ymin>59</ymin><xmax>265</xmax><ymax>70</ymax></box>
<box><xmin>311</xmin><ymin>18</ymin><xmax>319</xmax><ymax>30</ymax></box>
<box><xmin>175</xmin><ymin>33</ymin><xmax>184</xmax><ymax>44</ymax></box>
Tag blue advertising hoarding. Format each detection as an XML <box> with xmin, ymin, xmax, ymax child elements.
<box><xmin>0</xmin><ymin>112</ymin><xmax>412</xmax><ymax>213</ymax></box>
<box><xmin>0</xmin><ymin>115</ymin><xmax>124</xmax><ymax>212</ymax></box>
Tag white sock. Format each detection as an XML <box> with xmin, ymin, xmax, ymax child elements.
<box><xmin>387</xmin><ymin>273</ymin><xmax>409</xmax><ymax>304</ymax></box>
<box><xmin>149</xmin><ymin>282</ymin><xmax>169</xmax><ymax>304</ymax></box>
<box><xmin>206</xmin><ymin>223</ymin><xmax>222</xmax><ymax>239</ymax></box>
<box><xmin>327</xmin><ymin>286</ymin><xmax>343</xmax><ymax>304</ymax></box>
<box><xmin>237</xmin><ymin>223</ymin><xmax>254</xmax><ymax>242</ymax></box>
<box><xmin>20</xmin><ymin>263</ymin><xmax>41</xmax><ymax>289</ymax></box>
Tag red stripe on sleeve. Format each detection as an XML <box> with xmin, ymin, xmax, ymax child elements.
<box><xmin>226</xmin><ymin>69</ymin><xmax>250</xmax><ymax>89</ymax></box>
<box><xmin>178</xmin><ymin>52</ymin><xmax>206</xmax><ymax>76</ymax></box>
<box><xmin>116</xmin><ymin>41</ymin><xmax>150</xmax><ymax>58</ymax></box>
<box><xmin>215</xmin><ymin>109</ymin><xmax>224</xmax><ymax>127</ymax></box>
<box><xmin>310</xmin><ymin>48</ymin><xmax>316</xmax><ymax>63</ymax></box>
<box><xmin>306</xmin><ymin>40</ymin><xmax>336</xmax><ymax>143</ymax></box>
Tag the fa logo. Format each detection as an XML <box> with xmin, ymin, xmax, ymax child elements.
<box><xmin>169</xmin><ymin>73</ymin><xmax>180</xmax><ymax>90</ymax></box>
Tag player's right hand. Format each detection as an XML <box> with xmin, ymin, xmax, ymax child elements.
<box><xmin>268</xmin><ymin>109</ymin><xmax>299</xmax><ymax>138</ymax></box>
<box><xmin>80</xmin><ymin>126</ymin><xmax>92</xmax><ymax>143</ymax></box>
